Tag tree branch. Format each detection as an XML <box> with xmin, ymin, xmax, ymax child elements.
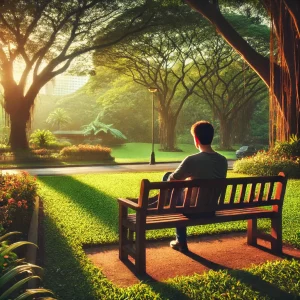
<box><xmin>185</xmin><ymin>0</ymin><xmax>272</xmax><ymax>87</ymax></box>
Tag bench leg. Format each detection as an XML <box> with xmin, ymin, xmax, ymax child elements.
<box><xmin>119</xmin><ymin>205</ymin><xmax>128</xmax><ymax>261</ymax></box>
<box><xmin>135</xmin><ymin>227</ymin><xmax>146</xmax><ymax>274</ymax></box>
<box><xmin>247</xmin><ymin>218</ymin><xmax>257</xmax><ymax>246</ymax></box>
<box><xmin>271</xmin><ymin>217</ymin><xmax>282</xmax><ymax>253</ymax></box>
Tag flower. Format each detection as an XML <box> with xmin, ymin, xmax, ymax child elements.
<box><xmin>8</xmin><ymin>198</ymin><xmax>15</xmax><ymax>204</ymax></box>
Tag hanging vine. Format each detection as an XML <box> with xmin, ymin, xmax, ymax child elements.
<box><xmin>268</xmin><ymin>0</ymin><xmax>300</xmax><ymax>146</ymax></box>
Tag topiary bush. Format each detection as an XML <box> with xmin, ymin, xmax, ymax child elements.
<box><xmin>233</xmin><ymin>150</ymin><xmax>300</xmax><ymax>178</ymax></box>
<box><xmin>59</xmin><ymin>144</ymin><xmax>114</xmax><ymax>161</ymax></box>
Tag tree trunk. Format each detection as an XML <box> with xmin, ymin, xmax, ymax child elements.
<box><xmin>185</xmin><ymin>0</ymin><xmax>300</xmax><ymax>141</ymax></box>
<box><xmin>219</xmin><ymin>118</ymin><xmax>233</xmax><ymax>150</ymax></box>
<box><xmin>159</xmin><ymin>110</ymin><xmax>177</xmax><ymax>151</ymax></box>
<box><xmin>9</xmin><ymin>111</ymin><xmax>30</xmax><ymax>150</ymax></box>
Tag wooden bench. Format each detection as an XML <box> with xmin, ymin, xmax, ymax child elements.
<box><xmin>118</xmin><ymin>172</ymin><xmax>287</xmax><ymax>274</ymax></box>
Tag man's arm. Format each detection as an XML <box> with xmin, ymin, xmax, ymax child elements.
<box><xmin>168</xmin><ymin>157</ymin><xmax>192</xmax><ymax>181</ymax></box>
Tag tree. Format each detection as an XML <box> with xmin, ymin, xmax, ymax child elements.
<box><xmin>194</xmin><ymin>37</ymin><xmax>267</xmax><ymax>149</ymax></box>
<box><xmin>95</xmin><ymin>16</ymin><xmax>221</xmax><ymax>151</ymax></box>
<box><xmin>185</xmin><ymin>0</ymin><xmax>300</xmax><ymax>144</ymax></box>
<box><xmin>0</xmin><ymin>0</ymin><xmax>159</xmax><ymax>150</ymax></box>
<box><xmin>46</xmin><ymin>108</ymin><xmax>71</xmax><ymax>130</ymax></box>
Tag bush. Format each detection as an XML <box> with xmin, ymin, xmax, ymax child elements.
<box><xmin>271</xmin><ymin>135</ymin><xmax>300</xmax><ymax>158</ymax></box>
<box><xmin>0</xmin><ymin>172</ymin><xmax>38</xmax><ymax>233</ymax></box>
<box><xmin>31</xmin><ymin>148</ymin><xmax>52</xmax><ymax>156</ymax></box>
<box><xmin>233</xmin><ymin>150</ymin><xmax>300</xmax><ymax>178</ymax></box>
<box><xmin>29</xmin><ymin>129</ymin><xmax>56</xmax><ymax>148</ymax></box>
<box><xmin>59</xmin><ymin>144</ymin><xmax>113</xmax><ymax>161</ymax></box>
<box><xmin>47</xmin><ymin>140</ymin><xmax>72</xmax><ymax>150</ymax></box>
<box><xmin>0</xmin><ymin>144</ymin><xmax>10</xmax><ymax>153</ymax></box>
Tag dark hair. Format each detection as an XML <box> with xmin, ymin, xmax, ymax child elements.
<box><xmin>190</xmin><ymin>120</ymin><xmax>214</xmax><ymax>145</ymax></box>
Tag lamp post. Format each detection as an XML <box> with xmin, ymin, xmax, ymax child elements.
<box><xmin>148</xmin><ymin>87</ymin><xmax>158</xmax><ymax>165</ymax></box>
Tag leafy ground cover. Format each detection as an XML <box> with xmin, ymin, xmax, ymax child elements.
<box><xmin>38</xmin><ymin>171</ymin><xmax>300</xmax><ymax>299</ymax></box>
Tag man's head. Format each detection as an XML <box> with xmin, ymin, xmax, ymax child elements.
<box><xmin>191</xmin><ymin>120</ymin><xmax>214</xmax><ymax>146</ymax></box>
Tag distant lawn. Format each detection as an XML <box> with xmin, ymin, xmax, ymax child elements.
<box><xmin>38</xmin><ymin>171</ymin><xmax>300</xmax><ymax>300</ymax></box>
<box><xmin>112</xmin><ymin>143</ymin><xmax>237</xmax><ymax>163</ymax></box>
<box><xmin>0</xmin><ymin>143</ymin><xmax>236</xmax><ymax>168</ymax></box>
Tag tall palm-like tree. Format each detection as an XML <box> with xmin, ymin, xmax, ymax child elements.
<box><xmin>46</xmin><ymin>108</ymin><xmax>71</xmax><ymax>130</ymax></box>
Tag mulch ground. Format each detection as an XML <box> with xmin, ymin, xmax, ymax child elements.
<box><xmin>85</xmin><ymin>232</ymin><xmax>300</xmax><ymax>287</ymax></box>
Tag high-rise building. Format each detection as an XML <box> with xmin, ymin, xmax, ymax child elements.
<box><xmin>41</xmin><ymin>75</ymin><xmax>89</xmax><ymax>96</ymax></box>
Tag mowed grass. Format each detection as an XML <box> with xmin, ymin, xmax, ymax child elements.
<box><xmin>0</xmin><ymin>143</ymin><xmax>236</xmax><ymax>168</ymax></box>
<box><xmin>111</xmin><ymin>143</ymin><xmax>237</xmax><ymax>163</ymax></box>
<box><xmin>38</xmin><ymin>172</ymin><xmax>300</xmax><ymax>300</ymax></box>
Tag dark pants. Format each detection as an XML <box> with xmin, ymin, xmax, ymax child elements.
<box><xmin>161</xmin><ymin>172</ymin><xmax>187</xmax><ymax>244</ymax></box>
<box><xmin>162</xmin><ymin>172</ymin><xmax>215</xmax><ymax>244</ymax></box>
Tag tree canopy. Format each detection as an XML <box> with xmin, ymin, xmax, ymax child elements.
<box><xmin>0</xmin><ymin>0</ymin><xmax>160</xmax><ymax>149</ymax></box>
<box><xmin>185</xmin><ymin>0</ymin><xmax>300</xmax><ymax>144</ymax></box>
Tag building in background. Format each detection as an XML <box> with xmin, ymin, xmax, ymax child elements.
<box><xmin>41</xmin><ymin>75</ymin><xmax>89</xmax><ymax>96</ymax></box>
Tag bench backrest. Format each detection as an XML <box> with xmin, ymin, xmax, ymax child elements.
<box><xmin>138</xmin><ymin>172</ymin><xmax>287</xmax><ymax>215</ymax></box>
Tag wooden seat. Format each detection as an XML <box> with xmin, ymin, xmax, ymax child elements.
<box><xmin>118</xmin><ymin>172</ymin><xmax>287</xmax><ymax>274</ymax></box>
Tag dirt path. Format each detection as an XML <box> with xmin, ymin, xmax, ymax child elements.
<box><xmin>85</xmin><ymin>232</ymin><xmax>300</xmax><ymax>287</ymax></box>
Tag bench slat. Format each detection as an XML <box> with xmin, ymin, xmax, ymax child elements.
<box><xmin>125</xmin><ymin>207</ymin><xmax>274</xmax><ymax>230</ymax></box>
<box><xmin>239</xmin><ymin>184</ymin><xmax>247</xmax><ymax>203</ymax></box>
<box><xmin>248</xmin><ymin>183</ymin><xmax>257</xmax><ymax>203</ymax></box>
<box><xmin>267</xmin><ymin>182</ymin><xmax>275</xmax><ymax>201</ymax></box>
<box><xmin>257</xmin><ymin>183</ymin><xmax>265</xmax><ymax>202</ymax></box>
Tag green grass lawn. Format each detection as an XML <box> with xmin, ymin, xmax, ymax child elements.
<box><xmin>111</xmin><ymin>143</ymin><xmax>237</xmax><ymax>163</ymax></box>
<box><xmin>0</xmin><ymin>143</ymin><xmax>236</xmax><ymax>168</ymax></box>
<box><xmin>38</xmin><ymin>171</ymin><xmax>300</xmax><ymax>300</ymax></box>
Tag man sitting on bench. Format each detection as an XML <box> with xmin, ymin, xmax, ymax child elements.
<box><xmin>167</xmin><ymin>120</ymin><xmax>228</xmax><ymax>252</ymax></box>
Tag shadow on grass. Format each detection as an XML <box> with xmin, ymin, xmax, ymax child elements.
<box><xmin>119</xmin><ymin>260</ymin><xmax>192</xmax><ymax>299</ymax></box>
<box><xmin>41</xmin><ymin>214</ymin><xmax>109</xmax><ymax>300</ymax></box>
<box><xmin>38</xmin><ymin>175</ymin><xmax>119</xmax><ymax>236</ymax></box>
<box><xmin>182</xmin><ymin>250</ymin><xmax>298</xmax><ymax>300</ymax></box>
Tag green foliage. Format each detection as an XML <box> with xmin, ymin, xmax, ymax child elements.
<box><xmin>0</xmin><ymin>172</ymin><xmax>37</xmax><ymax>233</ymax></box>
<box><xmin>46</xmin><ymin>108</ymin><xmax>71</xmax><ymax>130</ymax></box>
<box><xmin>0</xmin><ymin>231</ymin><xmax>19</xmax><ymax>273</ymax></box>
<box><xmin>38</xmin><ymin>172</ymin><xmax>300</xmax><ymax>299</ymax></box>
<box><xmin>29</xmin><ymin>130</ymin><xmax>57</xmax><ymax>149</ymax></box>
<box><xmin>0</xmin><ymin>144</ymin><xmax>10</xmax><ymax>153</ymax></box>
<box><xmin>59</xmin><ymin>144</ymin><xmax>113</xmax><ymax>161</ymax></box>
<box><xmin>233</xmin><ymin>151</ymin><xmax>300</xmax><ymax>178</ymax></box>
<box><xmin>82</xmin><ymin>113</ymin><xmax>127</xmax><ymax>141</ymax></box>
<box><xmin>272</xmin><ymin>136</ymin><xmax>300</xmax><ymax>158</ymax></box>
<box><xmin>0</xmin><ymin>232</ymin><xmax>56</xmax><ymax>300</ymax></box>
<box><xmin>46</xmin><ymin>141</ymin><xmax>72</xmax><ymax>150</ymax></box>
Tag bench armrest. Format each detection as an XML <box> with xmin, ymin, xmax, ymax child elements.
<box><xmin>118</xmin><ymin>198</ymin><xmax>140</xmax><ymax>210</ymax></box>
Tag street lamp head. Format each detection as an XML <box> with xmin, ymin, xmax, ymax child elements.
<box><xmin>148</xmin><ymin>87</ymin><xmax>158</xmax><ymax>93</ymax></box>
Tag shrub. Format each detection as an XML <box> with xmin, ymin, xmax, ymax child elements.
<box><xmin>32</xmin><ymin>148</ymin><xmax>52</xmax><ymax>156</ymax></box>
<box><xmin>0</xmin><ymin>144</ymin><xmax>10</xmax><ymax>153</ymax></box>
<box><xmin>47</xmin><ymin>140</ymin><xmax>72</xmax><ymax>150</ymax></box>
<box><xmin>271</xmin><ymin>135</ymin><xmax>300</xmax><ymax>158</ymax></box>
<box><xmin>59</xmin><ymin>144</ymin><xmax>113</xmax><ymax>161</ymax></box>
<box><xmin>233</xmin><ymin>150</ymin><xmax>300</xmax><ymax>178</ymax></box>
<box><xmin>29</xmin><ymin>129</ymin><xmax>56</xmax><ymax>148</ymax></box>
<box><xmin>0</xmin><ymin>172</ymin><xmax>38</xmax><ymax>233</ymax></box>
